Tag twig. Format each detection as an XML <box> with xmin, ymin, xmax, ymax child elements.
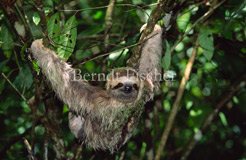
<box><xmin>44</xmin><ymin>138</ymin><xmax>48</xmax><ymax>160</ymax></box>
<box><xmin>154</xmin><ymin>40</ymin><xmax>199</xmax><ymax>160</ymax></box>
<box><xmin>75</xmin><ymin>33</ymin><xmax>157</xmax><ymax>66</ymax></box>
<box><xmin>24</xmin><ymin>138</ymin><xmax>36</xmax><ymax>160</ymax></box>
<box><xmin>180</xmin><ymin>74</ymin><xmax>246</xmax><ymax>160</ymax></box>
<box><xmin>104</xmin><ymin>0</ymin><xmax>116</xmax><ymax>49</ymax></box>
<box><xmin>58</xmin><ymin>3</ymin><xmax>157</xmax><ymax>12</ymax></box>
<box><xmin>119</xmin><ymin>151</ymin><xmax>125</xmax><ymax>160</ymax></box>
<box><xmin>1</xmin><ymin>73</ymin><xmax>27</xmax><ymax>101</ymax></box>
<box><xmin>14</xmin><ymin>51</ymin><xmax>21</xmax><ymax>70</ymax></box>
<box><xmin>77</xmin><ymin>34</ymin><xmax>120</xmax><ymax>40</ymax></box>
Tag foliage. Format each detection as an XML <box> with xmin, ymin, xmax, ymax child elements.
<box><xmin>0</xmin><ymin>0</ymin><xmax>245</xmax><ymax>160</ymax></box>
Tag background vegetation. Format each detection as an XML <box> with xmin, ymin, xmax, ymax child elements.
<box><xmin>0</xmin><ymin>0</ymin><xmax>245</xmax><ymax>159</ymax></box>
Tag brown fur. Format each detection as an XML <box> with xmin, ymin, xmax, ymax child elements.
<box><xmin>30</xmin><ymin>24</ymin><xmax>163</xmax><ymax>152</ymax></box>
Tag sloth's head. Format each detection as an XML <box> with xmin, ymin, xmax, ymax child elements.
<box><xmin>106</xmin><ymin>68</ymin><xmax>141</xmax><ymax>103</ymax></box>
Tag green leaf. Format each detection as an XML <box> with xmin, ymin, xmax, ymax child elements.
<box><xmin>163</xmin><ymin>99</ymin><xmax>171</xmax><ymax>112</ymax></box>
<box><xmin>14</xmin><ymin>64</ymin><xmax>33</xmax><ymax>90</ymax></box>
<box><xmin>32</xmin><ymin>60</ymin><xmax>40</xmax><ymax>74</ymax></box>
<box><xmin>162</xmin><ymin>40</ymin><xmax>171</xmax><ymax>70</ymax></box>
<box><xmin>219</xmin><ymin>112</ymin><xmax>228</xmax><ymax>126</ymax></box>
<box><xmin>140</xmin><ymin>142</ymin><xmax>147</xmax><ymax>159</ymax></box>
<box><xmin>177</xmin><ymin>11</ymin><xmax>191</xmax><ymax>32</ymax></box>
<box><xmin>47</xmin><ymin>13</ymin><xmax>61</xmax><ymax>44</ymax></box>
<box><xmin>85</xmin><ymin>61</ymin><xmax>96</xmax><ymax>73</ymax></box>
<box><xmin>198</xmin><ymin>28</ymin><xmax>214</xmax><ymax>60</ymax></box>
<box><xmin>190</xmin><ymin>109</ymin><xmax>202</xmax><ymax>117</ymax></box>
<box><xmin>93</xmin><ymin>11</ymin><xmax>103</xmax><ymax>20</ymax></box>
<box><xmin>32</xmin><ymin>12</ymin><xmax>41</xmax><ymax>25</ymax></box>
<box><xmin>0</xmin><ymin>24</ymin><xmax>14</xmax><ymax>58</ymax></box>
<box><xmin>175</xmin><ymin>42</ymin><xmax>184</xmax><ymax>52</ymax></box>
<box><xmin>57</xmin><ymin>15</ymin><xmax>77</xmax><ymax>60</ymax></box>
<box><xmin>35</xmin><ymin>126</ymin><xmax>45</xmax><ymax>136</ymax></box>
<box><xmin>203</xmin><ymin>49</ymin><xmax>214</xmax><ymax>61</ymax></box>
<box><xmin>63</xmin><ymin>104</ymin><xmax>69</xmax><ymax>113</ymax></box>
<box><xmin>109</xmin><ymin>50</ymin><xmax>124</xmax><ymax>60</ymax></box>
<box><xmin>21</xmin><ymin>101</ymin><xmax>31</xmax><ymax>113</ymax></box>
<box><xmin>191</xmin><ymin>86</ymin><xmax>203</xmax><ymax>98</ymax></box>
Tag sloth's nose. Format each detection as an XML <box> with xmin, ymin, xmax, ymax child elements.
<box><xmin>124</xmin><ymin>84</ymin><xmax>133</xmax><ymax>93</ymax></box>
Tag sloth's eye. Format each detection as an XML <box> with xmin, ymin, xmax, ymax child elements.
<box><xmin>113</xmin><ymin>83</ymin><xmax>124</xmax><ymax>89</ymax></box>
<box><xmin>133</xmin><ymin>84</ymin><xmax>139</xmax><ymax>90</ymax></box>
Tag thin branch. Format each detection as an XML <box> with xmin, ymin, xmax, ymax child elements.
<box><xmin>1</xmin><ymin>73</ymin><xmax>27</xmax><ymax>101</ymax></box>
<box><xmin>154</xmin><ymin>1</ymin><xmax>227</xmax><ymax>159</ymax></box>
<box><xmin>74</xmin><ymin>33</ymin><xmax>158</xmax><ymax>66</ymax></box>
<box><xmin>58</xmin><ymin>3</ymin><xmax>157</xmax><ymax>12</ymax></box>
<box><xmin>104</xmin><ymin>0</ymin><xmax>116</xmax><ymax>49</ymax></box>
<box><xmin>154</xmin><ymin>40</ymin><xmax>199</xmax><ymax>160</ymax></box>
<box><xmin>44</xmin><ymin>138</ymin><xmax>48</xmax><ymax>160</ymax></box>
<box><xmin>74</xmin><ymin>43</ymin><xmax>138</xmax><ymax>66</ymax></box>
<box><xmin>180</xmin><ymin>74</ymin><xmax>246</xmax><ymax>160</ymax></box>
<box><xmin>119</xmin><ymin>151</ymin><xmax>125</xmax><ymax>160</ymax></box>
<box><xmin>24</xmin><ymin>138</ymin><xmax>36</xmax><ymax>160</ymax></box>
<box><xmin>77</xmin><ymin>34</ymin><xmax>120</xmax><ymax>40</ymax></box>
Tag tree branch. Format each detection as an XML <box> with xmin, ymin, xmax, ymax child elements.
<box><xmin>24</xmin><ymin>138</ymin><xmax>36</xmax><ymax>160</ymax></box>
<box><xmin>104</xmin><ymin>0</ymin><xmax>116</xmax><ymax>49</ymax></box>
<box><xmin>154</xmin><ymin>40</ymin><xmax>199</xmax><ymax>160</ymax></box>
<box><xmin>1</xmin><ymin>73</ymin><xmax>27</xmax><ymax>101</ymax></box>
<box><xmin>154</xmin><ymin>1</ymin><xmax>227</xmax><ymax>159</ymax></box>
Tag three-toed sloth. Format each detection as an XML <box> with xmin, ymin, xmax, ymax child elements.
<box><xmin>31</xmin><ymin>24</ymin><xmax>163</xmax><ymax>152</ymax></box>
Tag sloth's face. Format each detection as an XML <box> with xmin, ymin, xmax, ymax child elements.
<box><xmin>106</xmin><ymin>68</ymin><xmax>140</xmax><ymax>103</ymax></box>
<box><xmin>110</xmin><ymin>81</ymin><xmax>139</xmax><ymax>103</ymax></box>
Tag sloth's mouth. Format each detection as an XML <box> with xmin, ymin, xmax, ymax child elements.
<box><xmin>111</xmin><ymin>91</ymin><xmax>138</xmax><ymax>103</ymax></box>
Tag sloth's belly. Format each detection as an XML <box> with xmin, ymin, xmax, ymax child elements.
<box><xmin>69</xmin><ymin>103</ymin><xmax>144</xmax><ymax>152</ymax></box>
